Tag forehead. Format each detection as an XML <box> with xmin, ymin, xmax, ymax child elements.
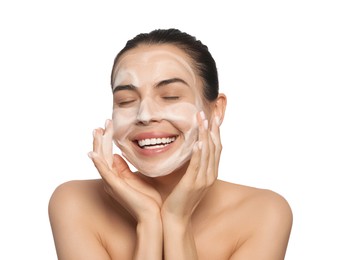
<box><xmin>111</xmin><ymin>44</ymin><xmax>198</xmax><ymax>86</ymax></box>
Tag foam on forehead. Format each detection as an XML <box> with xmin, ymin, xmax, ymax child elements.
<box><xmin>112</xmin><ymin>46</ymin><xmax>198</xmax><ymax>89</ymax></box>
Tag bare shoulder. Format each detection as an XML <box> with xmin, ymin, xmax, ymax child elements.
<box><xmin>214</xmin><ymin>180</ymin><xmax>293</xmax><ymax>231</ymax></box>
<box><xmin>48</xmin><ymin>179</ymin><xmax>105</xmax><ymax>216</ymax></box>
<box><xmin>48</xmin><ymin>179</ymin><xmax>111</xmax><ymax>238</ymax></box>
<box><xmin>212</xmin><ymin>180</ymin><xmax>293</xmax><ymax>259</ymax></box>
<box><xmin>216</xmin><ymin>180</ymin><xmax>292</xmax><ymax>218</ymax></box>
<box><xmin>48</xmin><ymin>178</ymin><xmax>129</xmax><ymax>232</ymax></box>
<box><xmin>48</xmin><ymin>179</ymin><xmax>135</xmax><ymax>259</ymax></box>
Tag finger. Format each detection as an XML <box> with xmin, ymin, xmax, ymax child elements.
<box><xmin>179</xmin><ymin>111</ymin><xmax>205</xmax><ymax>185</ymax></box>
<box><xmin>88</xmin><ymin>151</ymin><xmax>114</xmax><ymax>180</ymax></box>
<box><xmin>205</xmin><ymin>129</ymin><xmax>217</xmax><ymax>183</ymax></box>
<box><xmin>92</xmin><ymin>128</ymin><xmax>104</xmax><ymax>156</ymax></box>
<box><xmin>113</xmin><ymin>154</ymin><xmax>134</xmax><ymax>177</ymax></box>
<box><xmin>90</xmin><ymin>152</ymin><xmax>154</xmax><ymax>216</ymax></box>
<box><xmin>210</xmin><ymin>116</ymin><xmax>222</xmax><ymax>166</ymax></box>
<box><xmin>181</xmin><ymin>141</ymin><xmax>202</xmax><ymax>185</ymax></box>
<box><xmin>102</xmin><ymin>119</ymin><xmax>114</xmax><ymax>168</ymax></box>
<box><xmin>88</xmin><ymin>152</ymin><xmax>129</xmax><ymax>202</ymax></box>
<box><xmin>89</xmin><ymin>152</ymin><xmax>132</xmax><ymax>197</ymax></box>
<box><xmin>196</xmin><ymin>111</ymin><xmax>210</xmax><ymax>181</ymax></box>
<box><xmin>207</xmin><ymin>116</ymin><xmax>223</xmax><ymax>182</ymax></box>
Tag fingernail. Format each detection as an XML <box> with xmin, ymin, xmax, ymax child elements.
<box><xmin>198</xmin><ymin>141</ymin><xmax>203</xmax><ymax>150</ymax></box>
<box><xmin>203</xmin><ymin>120</ymin><xmax>208</xmax><ymax>130</ymax></box>
<box><xmin>105</xmin><ymin>119</ymin><xmax>110</xmax><ymax>127</ymax></box>
<box><xmin>87</xmin><ymin>152</ymin><xmax>93</xmax><ymax>158</ymax></box>
<box><xmin>200</xmin><ymin>111</ymin><xmax>206</xmax><ymax>120</ymax></box>
<box><xmin>92</xmin><ymin>129</ymin><xmax>96</xmax><ymax>137</ymax></box>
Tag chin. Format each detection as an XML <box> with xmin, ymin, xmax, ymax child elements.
<box><xmin>130</xmin><ymin>151</ymin><xmax>192</xmax><ymax>178</ymax></box>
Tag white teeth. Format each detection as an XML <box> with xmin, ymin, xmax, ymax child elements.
<box><xmin>138</xmin><ymin>137</ymin><xmax>176</xmax><ymax>148</ymax></box>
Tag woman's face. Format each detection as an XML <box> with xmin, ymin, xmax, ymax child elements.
<box><xmin>111</xmin><ymin>44</ymin><xmax>204</xmax><ymax>177</ymax></box>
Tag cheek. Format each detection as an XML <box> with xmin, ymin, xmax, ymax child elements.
<box><xmin>112</xmin><ymin>108</ymin><xmax>136</xmax><ymax>140</ymax></box>
<box><xmin>163</xmin><ymin>103</ymin><xmax>199</xmax><ymax>132</ymax></box>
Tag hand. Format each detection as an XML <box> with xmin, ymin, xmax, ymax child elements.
<box><xmin>88</xmin><ymin>119</ymin><xmax>162</xmax><ymax>222</ymax></box>
<box><xmin>161</xmin><ymin>111</ymin><xmax>222</xmax><ymax>223</ymax></box>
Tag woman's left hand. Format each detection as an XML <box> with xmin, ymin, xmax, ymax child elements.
<box><xmin>161</xmin><ymin>111</ymin><xmax>222</xmax><ymax>224</ymax></box>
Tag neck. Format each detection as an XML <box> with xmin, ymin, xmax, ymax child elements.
<box><xmin>138</xmin><ymin>161</ymin><xmax>190</xmax><ymax>201</ymax></box>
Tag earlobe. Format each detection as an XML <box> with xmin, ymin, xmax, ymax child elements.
<box><xmin>214</xmin><ymin>93</ymin><xmax>227</xmax><ymax>125</ymax></box>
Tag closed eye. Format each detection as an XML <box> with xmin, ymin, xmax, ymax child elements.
<box><xmin>162</xmin><ymin>96</ymin><xmax>180</xmax><ymax>100</ymax></box>
<box><xmin>117</xmin><ymin>99</ymin><xmax>137</xmax><ymax>107</ymax></box>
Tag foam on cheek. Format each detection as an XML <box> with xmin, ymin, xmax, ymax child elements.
<box><xmin>163</xmin><ymin>102</ymin><xmax>200</xmax><ymax>160</ymax></box>
<box><xmin>112</xmin><ymin>101</ymin><xmax>201</xmax><ymax>177</ymax></box>
<box><xmin>112</xmin><ymin>106</ymin><xmax>137</xmax><ymax>146</ymax></box>
<box><xmin>162</xmin><ymin>103</ymin><xmax>198</xmax><ymax>128</ymax></box>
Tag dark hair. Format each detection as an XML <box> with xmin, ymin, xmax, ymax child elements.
<box><xmin>111</xmin><ymin>28</ymin><xmax>219</xmax><ymax>101</ymax></box>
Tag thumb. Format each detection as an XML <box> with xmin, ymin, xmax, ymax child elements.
<box><xmin>113</xmin><ymin>154</ymin><xmax>133</xmax><ymax>176</ymax></box>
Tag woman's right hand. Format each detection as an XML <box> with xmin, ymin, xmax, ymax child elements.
<box><xmin>88</xmin><ymin>119</ymin><xmax>162</xmax><ymax>222</ymax></box>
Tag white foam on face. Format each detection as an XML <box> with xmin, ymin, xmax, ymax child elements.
<box><xmin>113</xmin><ymin>68</ymin><xmax>140</xmax><ymax>88</ymax></box>
<box><xmin>111</xmin><ymin>45</ymin><xmax>204</xmax><ymax>177</ymax></box>
<box><xmin>112</xmin><ymin>101</ymin><xmax>199</xmax><ymax>177</ymax></box>
<box><xmin>112</xmin><ymin>48</ymin><xmax>197</xmax><ymax>88</ymax></box>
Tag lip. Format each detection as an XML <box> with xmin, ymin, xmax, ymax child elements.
<box><xmin>132</xmin><ymin>132</ymin><xmax>178</xmax><ymax>156</ymax></box>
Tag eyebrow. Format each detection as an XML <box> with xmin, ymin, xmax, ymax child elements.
<box><xmin>112</xmin><ymin>78</ymin><xmax>189</xmax><ymax>94</ymax></box>
<box><xmin>155</xmin><ymin>78</ymin><xmax>189</xmax><ymax>88</ymax></box>
<box><xmin>112</xmin><ymin>84</ymin><xmax>137</xmax><ymax>94</ymax></box>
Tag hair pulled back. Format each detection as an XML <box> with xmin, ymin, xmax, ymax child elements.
<box><xmin>111</xmin><ymin>28</ymin><xmax>219</xmax><ymax>101</ymax></box>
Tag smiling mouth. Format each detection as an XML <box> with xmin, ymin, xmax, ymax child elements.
<box><xmin>136</xmin><ymin>136</ymin><xmax>177</xmax><ymax>149</ymax></box>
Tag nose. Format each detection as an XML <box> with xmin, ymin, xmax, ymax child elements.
<box><xmin>136</xmin><ymin>98</ymin><xmax>161</xmax><ymax>125</ymax></box>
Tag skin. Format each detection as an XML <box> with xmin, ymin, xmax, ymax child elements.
<box><xmin>48</xmin><ymin>44</ymin><xmax>293</xmax><ymax>260</ymax></box>
<box><xmin>110</xmin><ymin>46</ymin><xmax>204</xmax><ymax>177</ymax></box>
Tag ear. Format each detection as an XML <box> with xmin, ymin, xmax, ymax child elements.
<box><xmin>212</xmin><ymin>93</ymin><xmax>227</xmax><ymax>126</ymax></box>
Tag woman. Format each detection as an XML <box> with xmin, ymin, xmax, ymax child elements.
<box><xmin>49</xmin><ymin>28</ymin><xmax>293</xmax><ymax>259</ymax></box>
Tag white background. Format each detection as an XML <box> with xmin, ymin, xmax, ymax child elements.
<box><xmin>0</xmin><ymin>0</ymin><xmax>339</xmax><ymax>259</ymax></box>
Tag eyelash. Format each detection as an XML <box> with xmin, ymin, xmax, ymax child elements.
<box><xmin>162</xmin><ymin>96</ymin><xmax>180</xmax><ymax>100</ymax></box>
<box><xmin>118</xmin><ymin>100</ymin><xmax>136</xmax><ymax>106</ymax></box>
<box><xmin>116</xmin><ymin>96</ymin><xmax>180</xmax><ymax>107</ymax></box>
